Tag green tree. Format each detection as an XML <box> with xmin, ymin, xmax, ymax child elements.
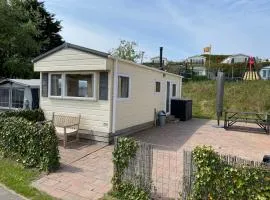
<box><xmin>0</xmin><ymin>0</ymin><xmax>42</xmax><ymax>78</ymax></box>
<box><xmin>23</xmin><ymin>0</ymin><xmax>64</xmax><ymax>54</ymax></box>
<box><xmin>0</xmin><ymin>0</ymin><xmax>64</xmax><ymax>78</ymax></box>
<box><xmin>110</xmin><ymin>40</ymin><xmax>142</xmax><ymax>62</ymax></box>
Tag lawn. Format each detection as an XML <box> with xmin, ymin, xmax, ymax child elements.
<box><xmin>182</xmin><ymin>80</ymin><xmax>270</xmax><ymax>119</ymax></box>
<box><xmin>0</xmin><ymin>158</ymin><xmax>55</xmax><ymax>200</ymax></box>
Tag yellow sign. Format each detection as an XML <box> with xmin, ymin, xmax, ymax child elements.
<box><xmin>203</xmin><ymin>46</ymin><xmax>211</xmax><ymax>53</ymax></box>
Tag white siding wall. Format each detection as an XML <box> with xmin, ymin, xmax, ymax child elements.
<box><xmin>40</xmin><ymin>70</ymin><xmax>112</xmax><ymax>133</ymax></box>
<box><xmin>34</xmin><ymin>48</ymin><xmax>109</xmax><ymax>72</ymax></box>
<box><xmin>115</xmin><ymin>61</ymin><xmax>182</xmax><ymax>131</ymax></box>
<box><xmin>41</xmin><ymin>97</ymin><xmax>110</xmax><ymax>133</ymax></box>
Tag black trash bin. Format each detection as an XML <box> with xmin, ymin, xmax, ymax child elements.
<box><xmin>158</xmin><ymin>111</ymin><xmax>166</xmax><ymax>127</ymax></box>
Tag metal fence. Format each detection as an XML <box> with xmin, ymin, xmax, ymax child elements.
<box><xmin>116</xmin><ymin>139</ymin><xmax>183</xmax><ymax>200</ymax></box>
<box><xmin>182</xmin><ymin>150</ymin><xmax>268</xmax><ymax>200</ymax></box>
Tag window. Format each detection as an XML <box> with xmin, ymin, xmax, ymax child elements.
<box><xmin>155</xmin><ymin>81</ymin><xmax>161</xmax><ymax>92</ymax></box>
<box><xmin>263</xmin><ymin>70</ymin><xmax>267</xmax><ymax>78</ymax></box>
<box><xmin>0</xmin><ymin>88</ymin><xmax>9</xmax><ymax>107</ymax></box>
<box><xmin>50</xmin><ymin>74</ymin><xmax>62</xmax><ymax>96</ymax></box>
<box><xmin>12</xmin><ymin>88</ymin><xmax>24</xmax><ymax>108</ymax></box>
<box><xmin>118</xmin><ymin>75</ymin><xmax>129</xmax><ymax>98</ymax></box>
<box><xmin>172</xmin><ymin>84</ymin><xmax>176</xmax><ymax>97</ymax></box>
<box><xmin>99</xmin><ymin>72</ymin><xmax>108</xmax><ymax>100</ymax></box>
<box><xmin>66</xmin><ymin>74</ymin><xmax>94</xmax><ymax>97</ymax></box>
<box><xmin>42</xmin><ymin>73</ymin><xmax>48</xmax><ymax>97</ymax></box>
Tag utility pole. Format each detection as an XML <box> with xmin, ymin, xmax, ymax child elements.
<box><xmin>140</xmin><ymin>51</ymin><xmax>145</xmax><ymax>64</ymax></box>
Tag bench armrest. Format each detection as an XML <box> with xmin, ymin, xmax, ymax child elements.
<box><xmin>63</xmin><ymin>123</ymin><xmax>79</xmax><ymax>129</ymax></box>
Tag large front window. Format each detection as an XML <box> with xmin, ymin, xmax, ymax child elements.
<box><xmin>50</xmin><ymin>74</ymin><xmax>62</xmax><ymax>96</ymax></box>
<box><xmin>66</xmin><ymin>74</ymin><xmax>94</xmax><ymax>97</ymax></box>
<box><xmin>0</xmin><ymin>88</ymin><xmax>9</xmax><ymax>107</ymax></box>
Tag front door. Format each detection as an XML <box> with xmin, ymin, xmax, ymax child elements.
<box><xmin>166</xmin><ymin>81</ymin><xmax>170</xmax><ymax>114</ymax></box>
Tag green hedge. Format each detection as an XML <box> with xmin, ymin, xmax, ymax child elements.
<box><xmin>112</xmin><ymin>137</ymin><xmax>150</xmax><ymax>200</ymax></box>
<box><xmin>0</xmin><ymin>117</ymin><xmax>59</xmax><ymax>172</ymax></box>
<box><xmin>0</xmin><ymin>109</ymin><xmax>45</xmax><ymax>122</ymax></box>
<box><xmin>191</xmin><ymin>146</ymin><xmax>270</xmax><ymax>199</ymax></box>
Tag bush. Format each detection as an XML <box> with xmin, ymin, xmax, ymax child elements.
<box><xmin>191</xmin><ymin>146</ymin><xmax>270</xmax><ymax>200</ymax></box>
<box><xmin>0</xmin><ymin>109</ymin><xmax>45</xmax><ymax>122</ymax></box>
<box><xmin>0</xmin><ymin>117</ymin><xmax>59</xmax><ymax>172</ymax></box>
<box><xmin>112</xmin><ymin>137</ymin><xmax>150</xmax><ymax>200</ymax></box>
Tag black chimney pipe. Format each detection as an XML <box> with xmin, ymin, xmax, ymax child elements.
<box><xmin>160</xmin><ymin>47</ymin><xmax>163</xmax><ymax>70</ymax></box>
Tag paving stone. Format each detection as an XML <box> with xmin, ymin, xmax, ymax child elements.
<box><xmin>33</xmin><ymin>119</ymin><xmax>270</xmax><ymax>200</ymax></box>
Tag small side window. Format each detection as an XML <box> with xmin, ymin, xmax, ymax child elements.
<box><xmin>118</xmin><ymin>75</ymin><xmax>129</xmax><ymax>98</ymax></box>
<box><xmin>99</xmin><ymin>72</ymin><xmax>108</xmax><ymax>100</ymax></box>
<box><xmin>41</xmin><ymin>73</ymin><xmax>48</xmax><ymax>97</ymax></box>
<box><xmin>172</xmin><ymin>84</ymin><xmax>176</xmax><ymax>97</ymax></box>
<box><xmin>155</xmin><ymin>81</ymin><xmax>161</xmax><ymax>93</ymax></box>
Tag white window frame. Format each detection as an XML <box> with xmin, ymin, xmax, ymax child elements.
<box><xmin>48</xmin><ymin>72</ymin><xmax>97</xmax><ymax>101</ymax></box>
<box><xmin>117</xmin><ymin>74</ymin><xmax>131</xmax><ymax>100</ymax></box>
<box><xmin>172</xmin><ymin>83</ymin><xmax>177</xmax><ymax>98</ymax></box>
<box><xmin>63</xmin><ymin>72</ymin><xmax>96</xmax><ymax>100</ymax></box>
<box><xmin>48</xmin><ymin>73</ymin><xmax>63</xmax><ymax>98</ymax></box>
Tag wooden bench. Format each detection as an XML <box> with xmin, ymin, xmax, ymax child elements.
<box><xmin>224</xmin><ymin>111</ymin><xmax>270</xmax><ymax>134</ymax></box>
<box><xmin>52</xmin><ymin>113</ymin><xmax>81</xmax><ymax>148</ymax></box>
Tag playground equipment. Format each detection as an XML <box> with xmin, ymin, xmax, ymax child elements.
<box><xmin>243</xmin><ymin>56</ymin><xmax>260</xmax><ymax>80</ymax></box>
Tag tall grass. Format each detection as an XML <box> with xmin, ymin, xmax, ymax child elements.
<box><xmin>182</xmin><ymin>80</ymin><xmax>270</xmax><ymax>119</ymax></box>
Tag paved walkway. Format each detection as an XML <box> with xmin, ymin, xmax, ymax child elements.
<box><xmin>0</xmin><ymin>186</ymin><xmax>23</xmax><ymax>200</ymax></box>
<box><xmin>33</xmin><ymin>119</ymin><xmax>270</xmax><ymax>200</ymax></box>
<box><xmin>33</xmin><ymin>142</ymin><xmax>113</xmax><ymax>200</ymax></box>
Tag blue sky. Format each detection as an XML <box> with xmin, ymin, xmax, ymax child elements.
<box><xmin>44</xmin><ymin>0</ymin><xmax>270</xmax><ymax>61</ymax></box>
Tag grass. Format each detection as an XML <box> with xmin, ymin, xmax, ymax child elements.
<box><xmin>0</xmin><ymin>157</ymin><xmax>55</xmax><ymax>200</ymax></box>
<box><xmin>100</xmin><ymin>194</ymin><xmax>118</xmax><ymax>200</ymax></box>
<box><xmin>182</xmin><ymin>80</ymin><xmax>270</xmax><ymax>119</ymax></box>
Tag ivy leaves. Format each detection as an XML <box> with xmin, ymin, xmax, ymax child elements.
<box><xmin>112</xmin><ymin>137</ymin><xmax>150</xmax><ymax>200</ymax></box>
<box><xmin>191</xmin><ymin>146</ymin><xmax>270</xmax><ymax>200</ymax></box>
<box><xmin>0</xmin><ymin>110</ymin><xmax>59</xmax><ymax>172</ymax></box>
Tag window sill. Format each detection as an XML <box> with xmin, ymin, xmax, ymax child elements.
<box><xmin>49</xmin><ymin>96</ymin><xmax>97</xmax><ymax>101</ymax></box>
<box><xmin>0</xmin><ymin>107</ymin><xmax>22</xmax><ymax>110</ymax></box>
<box><xmin>117</xmin><ymin>97</ymin><xmax>130</xmax><ymax>101</ymax></box>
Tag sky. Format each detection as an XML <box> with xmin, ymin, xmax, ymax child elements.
<box><xmin>44</xmin><ymin>0</ymin><xmax>270</xmax><ymax>61</ymax></box>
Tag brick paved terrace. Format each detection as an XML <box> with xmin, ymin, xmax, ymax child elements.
<box><xmin>33</xmin><ymin>142</ymin><xmax>114</xmax><ymax>200</ymax></box>
<box><xmin>33</xmin><ymin>118</ymin><xmax>270</xmax><ymax>200</ymax></box>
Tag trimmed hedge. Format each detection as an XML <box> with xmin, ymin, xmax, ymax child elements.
<box><xmin>0</xmin><ymin>117</ymin><xmax>59</xmax><ymax>172</ymax></box>
<box><xmin>0</xmin><ymin>109</ymin><xmax>45</xmax><ymax>122</ymax></box>
<box><xmin>191</xmin><ymin>146</ymin><xmax>270</xmax><ymax>200</ymax></box>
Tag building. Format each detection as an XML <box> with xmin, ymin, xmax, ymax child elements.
<box><xmin>151</xmin><ymin>56</ymin><xmax>168</xmax><ymax>66</ymax></box>
<box><xmin>33</xmin><ymin>43</ymin><xmax>182</xmax><ymax>143</ymax></box>
<box><xmin>185</xmin><ymin>55</ymin><xmax>207</xmax><ymax>76</ymax></box>
<box><xmin>259</xmin><ymin>66</ymin><xmax>270</xmax><ymax>80</ymax></box>
<box><xmin>0</xmin><ymin>79</ymin><xmax>40</xmax><ymax>110</ymax></box>
<box><xmin>221</xmin><ymin>54</ymin><xmax>249</xmax><ymax>64</ymax></box>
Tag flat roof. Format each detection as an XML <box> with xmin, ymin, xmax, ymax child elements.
<box><xmin>0</xmin><ymin>79</ymin><xmax>40</xmax><ymax>87</ymax></box>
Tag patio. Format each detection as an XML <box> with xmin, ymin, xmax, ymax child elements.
<box><xmin>33</xmin><ymin>142</ymin><xmax>113</xmax><ymax>200</ymax></box>
<box><xmin>33</xmin><ymin>118</ymin><xmax>270</xmax><ymax>200</ymax></box>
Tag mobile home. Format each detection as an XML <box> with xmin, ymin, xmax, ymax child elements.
<box><xmin>0</xmin><ymin>79</ymin><xmax>40</xmax><ymax>111</ymax></box>
<box><xmin>33</xmin><ymin>43</ymin><xmax>182</xmax><ymax>143</ymax></box>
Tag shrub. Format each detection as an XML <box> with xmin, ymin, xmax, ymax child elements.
<box><xmin>112</xmin><ymin>137</ymin><xmax>150</xmax><ymax>200</ymax></box>
<box><xmin>191</xmin><ymin>146</ymin><xmax>270</xmax><ymax>200</ymax></box>
<box><xmin>0</xmin><ymin>117</ymin><xmax>59</xmax><ymax>172</ymax></box>
<box><xmin>0</xmin><ymin>109</ymin><xmax>45</xmax><ymax>122</ymax></box>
